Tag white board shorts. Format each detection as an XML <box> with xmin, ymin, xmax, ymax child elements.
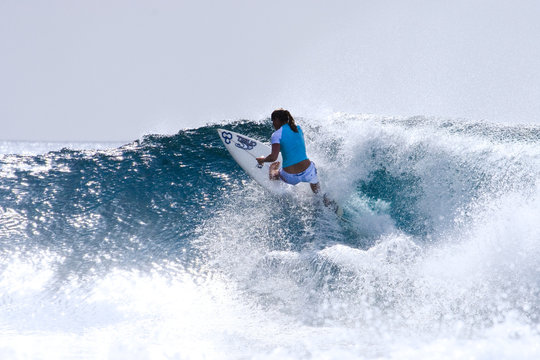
<box><xmin>279</xmin><ymin>161</ymin><xmax>319</xmax><ymax>185</ymax></box>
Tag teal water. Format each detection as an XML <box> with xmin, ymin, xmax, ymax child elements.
<box><xmin>0</xmin><ymin>115</ymin><xmax>539</xmax><ymax>359</ymax></box>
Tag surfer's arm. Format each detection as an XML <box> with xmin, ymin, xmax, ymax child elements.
<box><xmin>256</xmin><ymin>143</ymin><xmax>280</xmax><ymax>165</ymax></box>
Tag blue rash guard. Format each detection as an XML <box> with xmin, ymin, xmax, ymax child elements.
<box><xmin>270</xmin><ymin>124</ymin><xmax>308</xmax><ymax>168</ymax></box>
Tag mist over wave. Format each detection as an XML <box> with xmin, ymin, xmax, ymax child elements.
<box><xmin>0</xmin><ymin>114</ymin><xmax>539</xmax><ymax>359</ymax></box>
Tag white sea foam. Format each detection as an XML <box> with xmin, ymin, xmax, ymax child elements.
<box><xmin>0</xmin><ymin>141</ymin><xmax>126</xmax><ymax>156</ymax></box>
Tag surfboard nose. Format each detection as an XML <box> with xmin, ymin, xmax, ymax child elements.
<box><xmin>218</xmin><ymin>129</ymin><xmax>234</xmax><ymax>146</ymax></box>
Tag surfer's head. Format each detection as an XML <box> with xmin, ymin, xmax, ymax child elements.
<box><xmin>271</xmin><ymin>109</ymin><xmax>298</xmax><ymax>133</ymax></box>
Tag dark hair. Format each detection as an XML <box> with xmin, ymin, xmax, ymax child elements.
<box><xmin>271</xmin><ymin>109</ymin><xmax>298</xmax><ymax>133</ymax></box>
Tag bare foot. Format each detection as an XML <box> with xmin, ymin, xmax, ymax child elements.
<box><xmin>323</xmin><ymin>193</ymin><xmax>335</xmax><ymax>207</ymax></box>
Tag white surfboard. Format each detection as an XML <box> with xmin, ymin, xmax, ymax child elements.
<box><xmin>217</xmin><ymin>128</ymin><xmax>345</xmax><ymax>218</ymax></box>
<box><xmin>217</xmin><ymin>129</ymin><xmax>290</xmax><ymax>194</ymax></box>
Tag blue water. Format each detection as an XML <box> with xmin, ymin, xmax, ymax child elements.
<box><xmin>0</xmin><ymin>115</ymin><xmax>539</xmax><ymax>359</ymax></box>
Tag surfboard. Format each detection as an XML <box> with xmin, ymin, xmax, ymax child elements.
<box><xmin>217</xmin><ymin>129</ymin><xmax>290</xmax><ymax>194</ymax></box>
<box><xmin>217</xmin><ymin>128</ymin><xmax>345</xmax><ymax>218</ymax></box>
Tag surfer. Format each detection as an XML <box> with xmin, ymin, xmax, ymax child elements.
<box><xmin>256</xmin><ymin>109</ymin><xmax>320</xmax><ymax>194</ymax></box>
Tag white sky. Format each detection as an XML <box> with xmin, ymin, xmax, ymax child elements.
<box><xmin>1</xmin><ymin>0</ymin><xmax>539</xmax><ymax>141</ymax></box>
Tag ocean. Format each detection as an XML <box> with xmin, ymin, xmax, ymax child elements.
<box><xmin>0</xmin><ymin>114</ymin><xmax>539</xmax><ymax>359</ymax></box>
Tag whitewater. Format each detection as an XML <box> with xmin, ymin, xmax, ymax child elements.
<box><xmin>0</xmin><ymin>114</ymin><xmax>539</xmax><ymax>359</ymax></box>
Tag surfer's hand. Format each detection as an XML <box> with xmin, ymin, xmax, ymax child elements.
<box><xmin>256</xmin><ymin>157</ymin><xmax>265</xmax><ymax>165</ymax></box>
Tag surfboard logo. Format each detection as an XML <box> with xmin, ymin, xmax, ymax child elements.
<box><xmin>235</xmin><ymin>135</ymin><xmax>257</xmax><ymax>151</ymax></box>
<box><xmin>221</xmin><ymin>131</ymin><xmax>233</xmax><ymax>144</ymax></box>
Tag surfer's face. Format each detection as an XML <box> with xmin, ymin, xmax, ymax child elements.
<box><xmin>272</xmin><ymin>118</ymin><xmax>281</xmax><ymax>130</ymax></box>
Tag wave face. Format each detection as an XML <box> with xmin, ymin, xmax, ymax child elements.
<box><xmin>0</xmin><ymin>115</ymin><xmax>539</xmax><ymax>359</ymax></box>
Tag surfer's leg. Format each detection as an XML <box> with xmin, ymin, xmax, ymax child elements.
<box><xmin>304</xmin><ymin>162</ymin><xmax>319</xmax><ymax>193</ymax></box>
<box><xmin>269</xmin><ymin>162</ymin><xmax>281</xmax><ymax>180</ymax></box>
